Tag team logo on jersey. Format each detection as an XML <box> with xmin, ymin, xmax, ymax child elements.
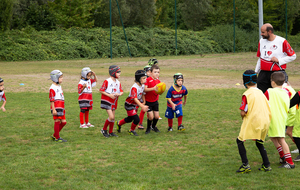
<box><xmin>267</xmin><ymin>51</ymin><xmax>272</xmax><ymax>56</ymax></box>
<box><xmin>270</xmin><ymin>45</ymin><xmax>277</xmax><ymax>50</ymax></box>
<box><xmin>263</xmin><ymin>45</ymin><xmax>267</xmax><ymax>49</ymax></box>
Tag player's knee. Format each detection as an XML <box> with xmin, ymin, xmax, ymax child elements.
<box><xmin>80</xmin><ymin>109</ymin><xmax>86</xmax><ymax>113</ymax></box>
<box><xmin>133</xmin><ymin>115</ymin><xmax>140</xmax><ymax>125</ymax></box>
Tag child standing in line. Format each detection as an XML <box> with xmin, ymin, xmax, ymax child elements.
<box><xmin>0</xmin><ymin>78</ymin><xmax>7</xmax><ymax>113</ymax></box>
<box><xmin>144</xmin><ymin>65</ymin><xmax>160</xmax><ymax>134</ymax></box>
<box><xmin>137</xmin><ymin>65</ymin><xmax>152</xmax><ymax>130</ymax></box>
<box><xmin>116</xmin><ymin>70</ymin><xmax>149</xmax><ymax>136</ymax></box>
<box><xmin>99</xmin><ymin>65</ymin><xmax>123</xmax><ymax>138</ymax></box>
<box><xmin>78</xmin><ymin>67</ymin><xmax>98</xmax><ymax>128</ymax></box>
<box><xmin>264</xmin><ymin>71</ymin><xmax>295</xmax><ymax>169</ymax></box>
<box><xmin>236</xmin><ymin>70</ymin><xmax>272</xmax><ymax>174</ymax></box>
<box><xmin>165</xmin><ymin>73</ymin><xmax>188</xmax><ymax>132</ymax></box>
<box><xmin>49</xmin><ymin>70</ymin><xmax>67</xmax><ymax>142</ymax></box>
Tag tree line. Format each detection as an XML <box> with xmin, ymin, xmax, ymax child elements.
<box><xmin>1</xmin><ymin>0</ymin><xmax>300</xmax><ymax>34</ymax></box>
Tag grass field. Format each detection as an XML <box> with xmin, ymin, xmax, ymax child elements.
<box><xmin>1</xmin><ymin>53</ymin><xmax>300</xmax><ymax>189</ymax></box>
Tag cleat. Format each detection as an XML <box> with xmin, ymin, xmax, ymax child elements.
<box><xmin>168</xmin><ymin>127</ymin><xmax>173</xmax><ymax>132</ymax></box>
<box><xmin>279</xmin><ymin>156</ymin><xmax>286</xmax><ymax>164</ymax></box>
<box><xmin>291</xmin><ymin>149</ymin><xmax>299</xmax><ymax>154</ymax></box>
<box><xmin>116</xmin><ymin>121</ymin><xmax>121</xmax><ymax>133</ymax></box>
<box><xmin>138</xmin><ymin>124</ymin><xmax>144</xmax><ymax>129</ymax></box>
<box><xmin>145</xmin><ymin>127</ymin><xmax>151</xmax><ymax>134</ymax></box>
<box><xmin>128</xmin><ymin>130</ymin><xmax>139</xmax><ymax>136</ymax></box>
<box><xmin>178</xmin><ymin>125</ymin><xmax>185</xmax><ymax>131</ymax></box>
<box><xmin>278</xmin><ymin>162</ymin><xmax>295</xmax><ymax>169</ymax></box>
<box><xmin>236</xmin><ymin>164</ymin><xmax>251</xmax><ymax>174</ymax></box>
<box><xmin>55</xmin><ymin>137</ymin><xmax>67</xmax><ymax>142</ymax></box>
<box><xmin>86</xmin><ymin>122</ymin><xmax>94</xmax><ymax>127</ymax></box>
<box><xmin>159</xmin><ymin>116</ymin><xmax>162</xmax><ymax>120</ymax></box>
<box><xmin>258</xmin><ymin>164</ymin><xmax>272</xmax><ymax>172</ymax></box>
<box><xmin>109</xmin><ymin>132</ymin><xmax>118</xmax><ymax>137</ymax></box>
<box><xmin>51</xmin><ymin>135</ymin><xmax>55</xmax><ymax>141</ymax></box>
<box><xmin>294</xmin><ymin>155</ymin><xmax>300</xmax><ymax>162</ymax></box>
<box><xmin>80</xmin><ymin>124</ymin><xmax>89</xmax><ymax>128</ymax></box>
<box><xmin>101</xmin><ymin>129</ymin><xmax>109</xmax><ymax>138</ymax></box>
<box><xmin>153</xmin><ymin>127</ymin><xmax>160</xmax><ymax>132</ymax></box>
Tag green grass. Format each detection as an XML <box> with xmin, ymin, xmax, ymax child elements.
<box><xmin>1</xmin><ymin>53</ymin><xmax>300</xmax><ymax>189</ymax></box>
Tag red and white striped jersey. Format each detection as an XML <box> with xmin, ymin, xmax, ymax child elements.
<box><xmin>0</xmin><ymin>91</ymin><xmax>6</xmax><ymax>102</ymax></box>
<box><xmin>49</xmin><ymin>84</ymin><xmax>65</xmax><ymax>116</ymax></box>
<box><xmin>100</xmin><ymin>77</ymin><xmax>123</xmax><ymax>106</ymax></box>
<box><xmin>125</xmin><ymin>83</ymin><xmax>145</xmax><ymax>110</ymax></box>
<box><xmin>78</xmin><ymin>79</ymin><xmax>96</xmax><ymax>108</ymax></box>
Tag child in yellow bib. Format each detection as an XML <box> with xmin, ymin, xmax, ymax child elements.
<box><xmin>236</xmin><ymin>70</ymin><xmax>272</xmax><ymax>173</ymax></box>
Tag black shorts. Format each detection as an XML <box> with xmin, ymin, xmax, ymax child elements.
<box><xmin>146</xmin><ymin>101</ymin><xmax>159</xmax><ymax>112</ymax></box>
<box><xmin>257</xmin><ymin>70</ymin><xmax>286</xmax><ymax>93</ymax></box>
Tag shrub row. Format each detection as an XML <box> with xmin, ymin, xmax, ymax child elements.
<box><xmin>1</xmin><ymin>25</ymin><xmax>300</xmax><ymax>61</ymax></box>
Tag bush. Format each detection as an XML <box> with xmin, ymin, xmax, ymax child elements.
<box><xmin>1</xmin><ymin>25</ymin><xmax>300</xmax><ymax>61</ymax></box>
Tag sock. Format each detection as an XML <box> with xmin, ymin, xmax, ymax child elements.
<box><xmin>103</xmin><ymin>119</ymin><xmax>109</xmax><ymax>130</ymax></box>
<box><xmin>80</xmin><ymin>112</ymin><xmax>84</xmax><ymax>124</ymax></box>
<box><xmin>168</xmin><ymin>119</ymin><xmax>173</xmax><ymax>127</ymax></box>
<box><xmin>277</xmin><ymin>146</ymin><xmax>284</xmax><ymax>158</ymax></box>
<box><xmin>131</xmin><ymin>122</ymin><xmax>137</xmax><ymax>131</ymax></box>
<box><xmin>119</xmin><ymin>118</ymin><xmax>126</xmax><ymax>126</ymax></box>
<box><xmin>152</xmin><ymin>118</ymin><xmax>158</xmax><ymax>128</ymax></box>
<box><xmin>256</xmin><ymin>140</ymin><xmax>270</xmax><ymax>167</ymax></box>
<box><xmin>236</xmin><ymin>138</ymin><xmax>248</xmax><ymax>165</ymax></box>
<box><xmin>284</xmin><ymin>153</ymin><xmax>294</xmax><ymax>165</ymax></box>
<box><xmin>139</xmin><ymin>110</ymin><xmax>145</xmax><ymax>125</ymax></box>
<box><xmin>85</xmin><ymin>111</ymin><xmax>89</xmax><ymax>124</ymax></box>
<box><xmin>59</xmin><ymin>122</ymin><xmax>66</xmax><ymax>132</ymax></box>
<box><xmin>53</xmin><ymin>121</ymin><xmax>60</xmax><ymax>139</ymax></box>
<box><xmin>147</xmin><ymin>119</ymin><xmax>152</xmax><ymax>130</ymax></box>
<box><xmin>178</xmin><ymin>116</ymin><xmax>183</xmax><ymax>126</ymax></box>
<box><xmin>294</xmin><ymin>137</ymin><xmax>300</xmax><ymax>151</ymax></box>
<box><xmin>109</xmin><ymin>121</ymin><xmax>114</xmax><ymax>133</ymax></box>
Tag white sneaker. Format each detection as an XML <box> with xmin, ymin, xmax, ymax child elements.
<box><xmin>159</xmin><ymin>116</ymin><xmax>162</xmax><ymax>120</ymax></box>
<box><xmin>86</xmin><ymin>122</ymin><xmax>94</xmax><ymax>127</ymax></box>
<box><xmin>291</xmin><ymin>149</ymin><xmax>299</xmax><ymax>154</ymax></box>
<box><xmin>80</xmin><ymin>124</ymin><xmax>89</xmax><ymax>128</ymax></box>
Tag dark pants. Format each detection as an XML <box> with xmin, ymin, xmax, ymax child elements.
<box><xmin>257</xmin><ymin>70</ymin><xmax>287</xmax><ymax>93</ymax></box>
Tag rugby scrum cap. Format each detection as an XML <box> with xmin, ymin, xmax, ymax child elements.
<box><xmin>50</xmin><ymin>70</ymin><xmax>63</xmax><ymax>83</ymax></box>
<box><xmin>135</xmin><ymin>70</ymin><xmax>147</xmax><ymax>84</ymax></box>
<box><xmin>0</xmin><ymin>78</ymin><xmax>3</xmax><ymax>83</ymax></box>
<box><xmin>109</xmin><ymin>65</ymin><xmax>121</xmax><ymax>78</ymax></box>
<box><xmin>144</xmin><ymin>65</ymin><xmax>151</xmax><ymax>72</ymax></box>
<box><xmin>81</xmin><ymin>67</ymin><xmax>92</xmax><ymax>79</ymax></box>
<box><xmin>243</xmin><ymin>70</ymin><xmax>257</xmax><ymax>88</ymax></box>
<box><xmin>173</xmin><ymin>73</ymin><xmax>184</xmax><ymax>86</ymax></box>
<box><xmin>148</xmin><ymin>58</ymin><xmax>158</xmax><ymax>66</ymax></box>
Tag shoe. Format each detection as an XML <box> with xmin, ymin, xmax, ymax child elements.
<box><xmin>258</xmin><ymin>164</ymin><xmax>272</xmax><ymax>172</ymax></box>
<box><xmin>109</xmin><ymin>132</ymin><xmax>118</xmax><ymax>137</ymax></box>
<box><xmin>151</xmin><ymin>125</ymin><xmax>154</xmax><ymax>131</ymax></box>
<box><xmin>116</xmin><ymin>121</ymin><xmax>121</xmax><ymax>133</ymax></box>
<box><xmin>178</xmin><ymin>125</ymin><xmax>185</xmax><ymax>131</ymax></box>
<box><xmin>168</xmin><ymin>127</ymin><xmax>173</xmax><ymax>132</ymax></box>
<box><xmin>278</xmin><ymin>162</ymin><xmax>295</xmax><ymax>169</ymax></box>
<box><xmin>138</xmin><ymin>124</ymin><xmax>144</xmax><ymax>129</ymax></box>
<box><xmin>51</xmin><ymin>135</ymin><xmax>55</xmax><ymax>141</ymax></box>
<box><xmin>55</xmin><ymin>137</ymin><xmax>67</xmax><ymax>142</ymax></box>
<box><xmin>80</xmin><ymin>124</ymin><xmax>89</xmax><ymax>128</ymax></box>
<box><xmin>128</xmin><ymin>130</ymin><xmax>139</xmax><ymax>136</ymax></box>
<box><xmin>101</xmin><ymin>129</ymin><xmax>109</xmax><ymax>138</ymax></box>
<box><xmin>153</xmin><ymin>127</ymin><xmax>160</xmax><ymax>132</ymax></box>
<box><xmin>294</xmin><ymin>155</ymin><xmax>300</xmax><ymax>162</ymax></box>
<box><xmin>236</xmin><ymin>164</ymin><xmax>251</xmax><ymax>174</ymax></box>
<box><xmin>291</xmin><ymin>149</ymin><xmax>299</xmax><ymax>154</ymax></box>
<box><xmin>159</xmin><ymin>116</ymin><xmax>162</xmax><ymax>120</ymax></box>
<box><xmin>86</xmin><ymin>122</ymin><xmax>94</xmax><ymax>127</ymax></box>
<box><xmin>279</xmin><ymin>156</ymin><xmax>286</xmax><ymax>164</ymax></box>
<box><xmin>145</xmin><ymin>127</ymin><xmax>151</xmax><ymax>134</ymax></box>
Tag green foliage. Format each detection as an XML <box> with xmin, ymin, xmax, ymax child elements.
<box><xmin>1</xmin><ymin>25</ymin><xmax>300</xmax><ymax>61</ymax></box>
<box><xmin>0</xmin><ymin>0</ymin><xmax>14</xmax><ymax>31</ymax></box>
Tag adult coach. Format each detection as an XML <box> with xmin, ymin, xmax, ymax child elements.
<box><xmin>255</xmin><ymin>23</ymin><xmax>296</xmax><ymax>93</ymax></box>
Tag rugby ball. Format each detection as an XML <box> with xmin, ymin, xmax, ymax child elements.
<box><xmin>156</xmin><ymin>82</ymin><xmax>166</xmax><ymax>95</ymax></box>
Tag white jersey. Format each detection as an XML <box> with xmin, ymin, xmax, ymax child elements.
<box><xmin>125</xmin><ymin>83</ymin><xmax>145</xmax><ymax>110</ymax></box>
<box><xmin>0</xmin><ymin>91</ymin><xmax>6</xmax><ymax>102</ymax></box>
<box><xmin>78</xmin><ymin>79</ymin><xmax>96</xmax><ymax>96</ymax></box>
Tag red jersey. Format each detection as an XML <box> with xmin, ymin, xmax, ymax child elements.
<box><xmin>125</xmin><ymin>83</ymin><xmax>145</xmax><ymax>110</ymax></box>
<box><xmin>145</xmin><ymin>76</ymin><xmax>160</xmax><ymax>102</ymax></box>
<box><xmin>78</xmin><ymin>79</ymin><xmax>96</xmax><ymax>109</ymax></box>
<box><xmin>0</xmin><ymin>91</ymin><xmax>6</xmax><ymax>102</ymax></box>
<box><xmin>49</xmin><ymin>84</ymin><xmax>65</xmax><ymax>116</ymax></box>
<box><xmin>100</xmin><ymin>78</ymin><xmax>123</xmax><ymax>110</ymax></box>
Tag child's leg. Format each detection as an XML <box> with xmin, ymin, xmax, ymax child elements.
<box><xmin>256</xmin><ymin>140</ymin><xmax>270</xmax><ymax>167</ymax></box>
<box><xmin>80</xmin><ymin>110</ymin><xmax>85</xmax><ymax>125</ymax></box>
<box><xmin>286</xmin><ymin>126</ymin><xmax>295</xmax><ymax>143</ymax></box>
<box><xmin>152</xmin><ymin>111</ymin><xmax>160</xmax><ymax>129</ymax></box>
<box><xmin>85</xmin><ymin>110</ymin><xmax>89</xmax><ymax>124</ymax></box>
<box><xmin>59</xmin><ymin>119</ymin><xmax>67</xmax><ymax>132</ymax></box>
<box><xmin>53</xmin><ymin>119</ymin><xmax>61</xmax><ymax>139</ymax></box>
<box><xmin>293</xmin><ymin>137</ymin><xmax>300</xmax><ymax>160</ymax></box>
<box><xmin>178</xmin><ymin>116</ymin><xmax>183</xmax><ymax>126</ymax></box>
<box><xmin>147</xmin><ymin>111</ymin><xmax>154</xmax><ymax>130</ymax></box>
<box><xmin>139</xmin><ymin>110</ymin><xmax>145</xmax><ymax>125</ymax></box>
<box><xmin>130</xmin><ymin>115</ymin><xmax>140</xmax><ymax>131</ymax></box>
<box><xmin>236</xmin><ymin>138</ymin><xmax>248</xmax><ymax>165</ymax></box>
<box><xmin>168</xmin><ymin>118</ymin><xmax>173</xmax><ymax>128</ymax></box>
<box><xmin>277</xmin><ymin>137</ymin><xmax>294</xmax><ymax>165</ymax></box>
<box><xmin>270</xmin><ymin>137</ymin><xmax>285</xmax><ymax>158</ymax></box>
<box><xmin>107</xmin><ymin>110</ymin><xmax>115</xmax><ymax>134</ymax></box>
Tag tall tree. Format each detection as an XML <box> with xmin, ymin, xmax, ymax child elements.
<box><xmin>0</xmin><ymin>0</ymin><xmax>14</xmax><ymax>31</ymax></box>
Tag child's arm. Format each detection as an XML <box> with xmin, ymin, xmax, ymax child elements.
<box><xmin>1</xmin><ymin>101</ymin><xmax>6</xmax><ymax>112</ymax></box>
<box><xmin>290</xmin><ymin>92</ymin><xmax>300</xmax><ymax>108</ymax></box>
<box><xmin>167</xmin><ymin>98</ymin><xmax>176</xmax><ymax>110</ymax></box>
<box><xmin>92</xmin><ymin>72</ymin><xmax>98</xmax><ymax>82</ymax></box>
<box><xmin>240</xmin><ymin>110</ymin><xmax>246</xmax><ymax>118</ymax></box>
<box><xmin>183</xmin><ymin>95</ymin><xmax>187</xmax><ymax>106</ymax></box>
<box><xmin>134</xmin><ymin>98</ymin><xmax>148</xmax><ymax>112</ymax></box>
<box><xmin>144</xmin><ymin>85</ymin><xmax>158</xmax><ymax>92</ymax></box>
<box><xmin>99</xmin><ymin>91</ymin><xmax>116</xmax><ymax>99</ymax></box>
<box><xmin>142</xmin><ymin>94</ymin><xmax>146</xmax><ymax>105</ymax></box>
<box><xmin>51</xmin><ymin>101</ymin><xmax>57</xmax><ymax>115</ymax></box>
<box><xmin>78</xmin><ymin>83</ymin><xmax>87</xmax><ymax>94</ymax></box>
